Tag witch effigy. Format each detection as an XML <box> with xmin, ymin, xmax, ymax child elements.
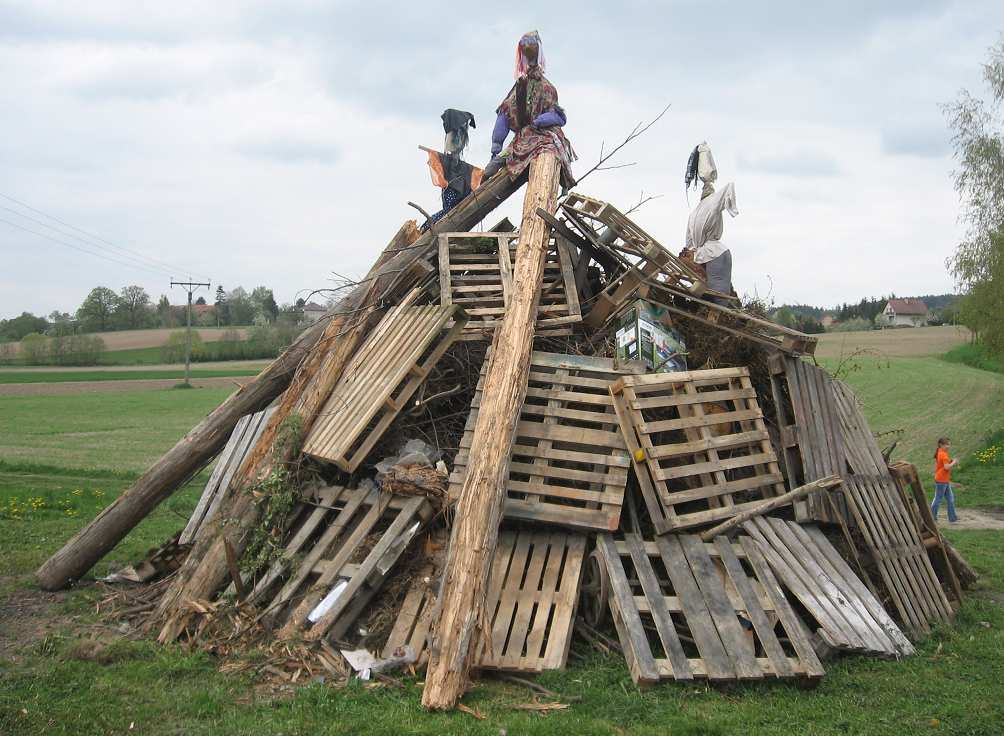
<box><xmin>683</xmin><ymin>141</ymin><xmax>739</xmax><ymax>303</ymax></box>
<box><xmin>420</xmin><ymin>108</ymin><xmax>482</xmax><ymax>231</ymax></box>
<box><xmin>485</xmin><ymin>30</ymin><xmax>577</xmax><ymax>189</ymax></box>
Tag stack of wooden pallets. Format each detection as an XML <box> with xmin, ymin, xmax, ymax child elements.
<box><xmin>83</xmin><ymin>185</ymin><xmax>969</xmax><ymax>697</ymax></box>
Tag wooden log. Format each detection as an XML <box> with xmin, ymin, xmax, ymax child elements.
<box><xmin>421</xmin><ymin>152</ymin><xmax>560</xmax><ymax>710</ymax></box>
<box><xmin>699</xmin><ymin>475</ymin><xmax>843</xmax><ymax>542</ymax></box>
<box><xmin>34</xmin><ymin>317</ymin><xmax>329</xmax><ymax>591</ymax></box>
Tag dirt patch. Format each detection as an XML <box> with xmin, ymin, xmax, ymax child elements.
<box><xmin>0</xmin><ymin>580</ymin><xmax>69</xmax><ymax>663</ymax></box>
<box><xmin>933</xmin><ymin>507</ymin><xmax>1004</xmax><ymax>531</ymax></box>
<box><xmin>0</xmin><ymin>376</ymin><xmax>253</xmax><ymax>396</ymax></box>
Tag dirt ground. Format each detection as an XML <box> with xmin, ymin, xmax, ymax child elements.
<box><xmin>935</xmin><ymin>506</ymin><xmax>1004</xmax><ymax>531</ymax></box>
<box><xmin>0</xmin><ymin>579</ymin><xmax>69</xmax><ymax>664</ymax></box>
<box><xmin>0</xmin><ymin>376</ymin><xmax>254</xmax><ymax>396</ymax></box>
<box><xmin>814</xmin><ymin>325</ymin><xmax>971</xmax><ymax>360</ymax></box>
<box><xmin>3</xmin><ymin>327</ymin><xmax>250</xmax><ymax>355</ymax></box>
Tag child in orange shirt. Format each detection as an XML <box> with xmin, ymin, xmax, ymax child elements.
<box><xmin>931</xmin><ymin>437</ymin><xmax>960</xmax><ymax>523</ymax></box>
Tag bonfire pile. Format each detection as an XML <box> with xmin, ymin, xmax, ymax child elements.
<box><xmin>39</xmin><ymin>165</ymin><xmax>974</xmax><ymax>710</ymax></box>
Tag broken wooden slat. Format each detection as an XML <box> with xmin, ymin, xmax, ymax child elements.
<box><xmin>264</xmin><ymin>487</ymin><xmax>433</xmax><ymax>642</ymax></box>
<box><xmin>596</xmin><ymin>530</ymin><xmax>824</xmax><ymax>684</ymax></box>
<box><xmin>610</xmin><ymin>368</ymin><xmax>787</xmax><ymax>533</ymax></box>
<box><xmin>888</xmin><ymin>461</ymin><xmax>963</xmax><ymax>606</ymax></box>
<box><xmin>449</xmin><ymin>351</ymin><xmax>646</xmax><ymax>531</ymax></box>
<box><xmin>180</xmin><ymin>407</ymin><xmax>276</xmax><ymax>544</ymax></box>
<box><xmin>767</xmin><ymin>354</ymin><xmax>850</xmax><ymax>524</ymax></box>
<box><xmin>302</xmin><ymin>304</ymin><xmax>466</xmax><ymax>471</ymax></box>
<box><xmin>383</xmin><ymin>529</ymin><xmax>586</xmax><ymax>673</ymax></box>
<box><xmin>744</xmin><ymin>516</ymin><xmax>914</xmax><ymax>656</ymax></box>
<box><xmin>842</xmin><ymin>474</ymin><xmax>954</xmax><ymax>635</ymax></box>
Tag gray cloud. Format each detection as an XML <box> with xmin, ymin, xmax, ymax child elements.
<box><xmin>881</xmin><ymin>125</ymin><xmax>951</xmax><ymax>157</ymax></box>
<box><xmin>235</xmin><ymin>139</ymin><xmax>340</xmax><ymax>165</ymax></box>
<box><xmin>738</xmin><ymin>152</ymin><xmax>842</xmax><ymax>177</ymax></box>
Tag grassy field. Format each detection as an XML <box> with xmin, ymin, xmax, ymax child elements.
<box><xmin>0</xmin><ymin>387</ymin><xmax>233</xmax><ymax>472</ymax></box>
<box><xmin>813</xmin><ymin>325</ymin><xmax>970</xmax><ymax>359</ymax></box>
<box><xmin>0</xmin><ymin>369</ymin><xmax>260</xmax><ymax>384</ymax></box>
<box><xmin>1</xmin><ymin>337</ymin><xmax>1002</xmax><ymax>735</ymax></box>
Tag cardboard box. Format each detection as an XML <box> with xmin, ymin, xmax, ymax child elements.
<box><xmin>614</xmin><ymin>299</ymin><xmax>687</xmax><ymax>372</ymax></box>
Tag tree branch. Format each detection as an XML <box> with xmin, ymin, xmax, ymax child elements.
<box><xmin>575</xmin><ymin>103</ymin><xmax>672</xmax><ymax>186</ymax></box>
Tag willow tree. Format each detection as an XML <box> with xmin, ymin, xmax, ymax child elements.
<box><xmin>944</xmin><ymin>37</ymin><xmax>1004</xmax><ymax>354</ymax></box>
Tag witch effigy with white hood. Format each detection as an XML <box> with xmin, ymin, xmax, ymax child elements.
<box><xmin>683</xmin><ymin>142</ymin><xmax>738</xmax><ymax>304</ymax></box>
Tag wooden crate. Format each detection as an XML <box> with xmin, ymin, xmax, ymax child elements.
<box><xmin>382</xmin><ymin>529</ymin><xmax>586</xmax><ymax>673</ymax></box>
<box><xmin>180</xmin><ymin>406</ymin><xmax>276</xmax><ymax>544</ymax></box>
<box><xmin>743</xmin><ymin>517</ymin><xmax>913</xmax><ymax>656</ymax></box>
<box><xmin>302</xmin><ymin>304</ymin><xmax>466</xmax><ymax>471</ymax></box>
<box><xmin>251</xmin><ymin>485</ymin><xmax>434</xmax><ymax>642</ymax></box>
<box><xmin>842</xmin><ymin>474</ymin><xmax>954</xmax><ymax>635</ymax></box>
<box><xmin>437</xmin><ymin>231</ymin><xmax>581</xmax><ymax>338</ymax></box>
<box><xmin>449</xmin><ymin>351</ymin><xmax>646</xmax><ymax>531</ymax></box>
<box><xmin>596</xmin><ymin>531</ymin><xmax>824</xmax><ymax>684</ymax></box>
<box><xmin>610</xmin><ymin>368</ymin><xmax>787</xmax><ymax>533</ymax></box>
<box><xmin>767</xmin><ymin>354</ymin><xmax>850</xmax><ymax>524</ymax></box>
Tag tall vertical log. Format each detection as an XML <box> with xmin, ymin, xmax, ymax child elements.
<box><xmin>421</xmin><ymin>152</ymin><xmax>560</xmax><ymax>710</ymax></box>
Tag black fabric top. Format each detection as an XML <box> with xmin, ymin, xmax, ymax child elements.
<box><xmin>441</xmin><ymin>108</ymin><xmax>476</xmax><ymax>134</ymax></box>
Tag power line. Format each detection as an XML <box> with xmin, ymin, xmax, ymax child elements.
<box><xmin>0</xmin><ymin>192</ymin><xmax>208</xmax><ymax>280</ymax></box>
<box><xmin>0</xmin><ymin>215</ymin><xmax>174</xmax><ymax>278</ymax></box>
<box><xmin>0</xmin><ymin>204</ymin><xmax>177</xmax><ymax>278</ymax></box>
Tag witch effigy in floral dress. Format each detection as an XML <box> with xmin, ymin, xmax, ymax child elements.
<box><xmin>487</xmin><ymin>31</ymin><xmax>576</xmax><ymax>188</ymax></box>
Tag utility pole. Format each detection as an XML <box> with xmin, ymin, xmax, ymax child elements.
<box><xmin>171</xmin><ymin>279</ymin><xmax>211</xmax><ymax>386</ymax></box>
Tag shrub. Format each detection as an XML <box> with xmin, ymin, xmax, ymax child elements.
<box><xmin>827</xmin><ymin>317</ymin><xmax>874</xmax><ymax>333</ymax></box>
<box><xmin>160</xmin><ymin>330</ymin><xmax>206</xmax><ymax>363</ymax></box>
<box><xmin>19</xmin><ymin>333</ymin><xmax>49</xmax><ymax>364</ymax></box>
<box><xmin>0</xmin><ymin>341</ymin><xmax>16</xmax><ymax>365</ymax></box>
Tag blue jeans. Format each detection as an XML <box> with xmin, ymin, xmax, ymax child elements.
<box><xmin>931</xmin><ymin>482</ymin><xmax>958</xmax><ymax>522</ymax></box>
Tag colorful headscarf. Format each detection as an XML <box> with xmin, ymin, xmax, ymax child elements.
<box><xmin>514</xmin><ymin>30</ymin><xmax>546</xmax><ymax>79</ymax></box>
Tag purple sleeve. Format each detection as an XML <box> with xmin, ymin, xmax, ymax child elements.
<box><xmin>533</xmin><ymin>107</ymin><xmax>566</xmax><ymax>128</ymax></box>
<box><xmin>491</xmin><ymin>112</ymin><xmax>510</xmax><ymax>153</ymax></box>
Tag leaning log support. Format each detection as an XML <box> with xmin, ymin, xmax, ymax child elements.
<box><xmin>421</xmin><ymin>152</ymin><xmax>560</xmax><ymax>710</ymax></box>
<box><xmin>34</xmin><ymin>320</ymin><xmax>327</xmax><ymax>591</ymax></box>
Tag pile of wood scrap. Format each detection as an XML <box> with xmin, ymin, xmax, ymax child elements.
<box><xmin>39</xmin><ymin>172</ymin><xmax>972</xmax><ymax>709</ymax></box>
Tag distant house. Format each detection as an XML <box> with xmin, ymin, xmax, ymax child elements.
<box><xmin>302</xmin><ymin>302</ymin><xmax>327</xmax><ymax>324</ymax></box>
<box><xmin>880</xmin><ymin>298</ymin><xmax>928</xmax><ymax>327</ymax></box>
<box><xmin>820</xmin><ymin>315</ymin><xmax>835</xmax><ymax>328</ymax></box>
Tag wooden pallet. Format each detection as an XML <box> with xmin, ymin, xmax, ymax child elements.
<box><xmin>831</xmin><ymin>379</ymin><xmax>889</xmax><ymax>476</ymax></box>
<box><xmin>888</xmin><ymin>462</ymin><xmax>963</xmax><ymax>607</ymax></box>
<box><xmin>302</xmin><ymin>304</ymin><xmax>466</xmax><ymax>471</ymax></box>
<box><xmin>257</xmin><ymin>485</ymin><xmax>433</xmax><ymax>642</ymax></box>
<box><xmin>596</xmin><ymin>531</ymin><xmax>824</xmax><ymax>684</ymax></box>
<box><xmin>180</xmin><ymin>407</ymin><xmax>276</xmax><ymax>544</ymax></box>
<box><xmin>743</xmin><ymin>517</ymin><xmax>913</xmax><ymax>656</ymax></box>
<box><xmin>561</xmin><ymin>193</ymin><xmax>706</xmax><ymax>295</ymax></box>
<box><xmin>437</xmin><ymin>231</ymin><xmax>581</xmax><ymax>338</ymax></box>
<box><xmin>841</xmin><ymin>474</ymin><xmax>953</xmax><ymax>634</ymax></box>
<box><xmin>767</xmin><ymin>354</ymin><xmax>850</xmax><ymax>524</ymax></box>
<box><xmin>610</xmin><ymin>368</ymin><xmax>787</xmax><ymax>533</ymax></box>
<box><xmin>382</xmin><ymin>529</ymin><xmax>586</xmax><ymax>673</ymax></box>
<box><xmin>449</xmin><ymin>351</ymin><xmax>646</xmax><ymax>531</ymax></box>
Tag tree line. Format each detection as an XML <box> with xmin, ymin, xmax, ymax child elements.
<box><xmin>1</xmin><ymin>283</ymin><xmax>310</xmax><ymax>343</ymax></box>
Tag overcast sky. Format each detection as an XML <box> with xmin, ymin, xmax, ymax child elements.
<box><xmin>1</xmin><ymin>1</ymin><xmax>1001</xmax><ymax>319</ymax></box>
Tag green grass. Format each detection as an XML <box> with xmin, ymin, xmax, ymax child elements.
<box><xmin>0</xmin><ymin>369</ymin><xmax>259</xmax><ymax>384</ymax></box>
<box><xmin>0</xmin><ymin>353</ymin><xmax>1003</xmax><ymax>735</ymax></box>
<box><xmin>942</xmin><ymin>343</ymin><xmax>1004</xmax><ymax>375</ymax></box>
<box><xmin>818</xmin><ymin>355</ymin><xmax>1004</xmax><ymax>483</ymax></box>
<box><xmin>96</xmin><ymin>345</ymin><xmax>170</xmax><ymax>365</ymax></box>
<box><xmin>0</xmin><ymin>387</ymin><xmax>233</xmax><ymax>473</ymax></box>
